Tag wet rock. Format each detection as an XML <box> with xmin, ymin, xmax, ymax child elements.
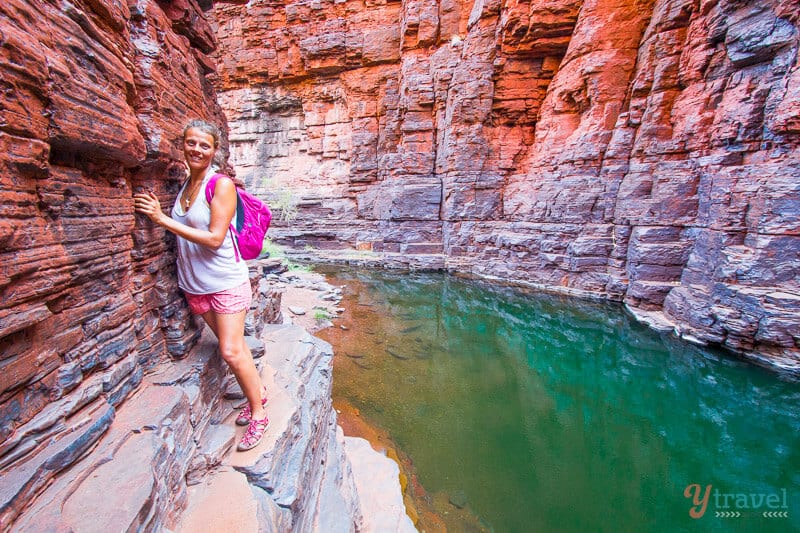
<box><xmin>386</xmin><ymin>348</ymin><xmax>410</xmax><ymax>360</ymax></box>
<box><xmin>448</xmin><ymin>490</ymin><xmax>468</xmax><ymax>509</ymax></box>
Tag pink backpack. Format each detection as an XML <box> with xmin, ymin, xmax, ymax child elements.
<box><xmin>205</xmin><ymin>174</ymin><xmax>272</xmax><ymax>261</ymax></box>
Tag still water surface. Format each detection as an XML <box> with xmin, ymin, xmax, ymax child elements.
<box><xmin>318</xmin><ymin>268</ymin><xmax>800</xmax><ymax>532</ymax></box>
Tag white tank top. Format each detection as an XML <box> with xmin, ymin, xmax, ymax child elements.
<box><xmin>171</xmin><ymin>174</ymin><xmax>249</xmax><ymax>295</ymax></box>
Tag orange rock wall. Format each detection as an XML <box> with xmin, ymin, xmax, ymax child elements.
<box><xmin>214</xmin><ymin>0</ymin><xmax>800</xmax><ymax>371</ymax></box>
<box><xmin>0</xmin><ymin>0</ymin><xmax>227</xmax><ymax>523</ymax></box>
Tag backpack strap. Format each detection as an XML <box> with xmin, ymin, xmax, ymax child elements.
<box><xmin>204</xmin><ymin>174</ymin><xmax>244</xmax><ymax>228</ymax></box>
<box><xmin>204</xmin><ymin>173</ymin><xmax>221</xmax><ymax>204</ymax></box>
<box><xmin>204</xmin><ymin>173</ymin><xmax>245</xmax><ymax>262</ymax></box>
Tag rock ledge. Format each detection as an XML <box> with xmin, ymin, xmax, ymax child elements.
<box><xmin>7</xmin><ymin>282</ymin><xmax>416</xmax><ymax>532</ymax></box>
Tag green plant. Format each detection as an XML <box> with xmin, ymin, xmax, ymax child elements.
<box><xmin>261</xmin><ymin>238</ymin><xmax>287</xmax><ymax>259</ymax></box>
<box><xmin>288</xmin><ymin>262</ymin><xmax>312</xmax><ymax>273</ymax></box>
<box><xmin>313</xmin><ymin>309</ymin><xmax>331</xmax><ymax>321</ymax></box>
<box><xmin>261</xmin><ymin>178</ymin><xmax>299</xmax><ymax>223</ymax></box>
<box><xmin>262</xmin><ymin>239</ymin><xmax>313</xmax><ymax>272</ymax></box>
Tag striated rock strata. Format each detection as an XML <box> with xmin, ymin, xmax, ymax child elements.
<box><xmin>2</xmin><ymin>258</ymin><xmax>282</xmax><ymax>529</ymax></box>
<box><xmin>1</xmin><ymin>0</ymin><xmax>225</xmax><ymax>526</ymax></box>
<box><xmin>213</xmin><ymin>0</ymin><xmax>800</xmax><ymax>372</ymax></box>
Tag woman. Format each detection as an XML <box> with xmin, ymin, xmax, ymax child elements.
<box><xmin>134</xmin><ymin>119</ymin><xmax>268</xmax><ymax>452</ymax></box>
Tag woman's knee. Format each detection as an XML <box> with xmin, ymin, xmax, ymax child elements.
<box><xmin>218</xmin><ymin>339</ymin><xmax>246</xmax><ymax>366</ymax></box>
<box><xmin>211</xmin><ymin>310</ymin><xmax>248</xmax><ymax>366</ymax></box>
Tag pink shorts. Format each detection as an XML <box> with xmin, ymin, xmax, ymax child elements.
<box><xmin>184</xmin><ymin>281</ymin><xmax>252</xmax><ymax>315</ymax></box>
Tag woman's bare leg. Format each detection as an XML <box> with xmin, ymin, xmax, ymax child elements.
<box><xmin>201</xmin><ymin>309</ymin><xmax>266</xmax><ymax>420</ymax></box>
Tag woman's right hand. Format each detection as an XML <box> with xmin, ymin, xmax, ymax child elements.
<box><xmin>132</xmin><ymin>182</ymin><xmax>231</xmax><ymax>250</ymax></box>
<box><xmin>133</xmin><ymin>191</ymin><xmax>165</xmax><ymax>225</ymax></box>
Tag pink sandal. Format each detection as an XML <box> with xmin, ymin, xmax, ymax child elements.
<box><xmin>237</xmin><ymin>415</ymin><xmax>270</xmax><ymax>451</ymax></box>
<box><xmin>236</xmin><ymin>393</ymin><xmax>268</xmax><ymax>426</ymax></box>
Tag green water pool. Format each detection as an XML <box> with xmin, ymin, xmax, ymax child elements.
<box><xmin>318</xmin><ymin>268</ymin><xmax>799</xmax><ymax>532</ymax></box>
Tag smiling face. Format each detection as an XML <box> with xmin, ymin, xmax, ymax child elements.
<box><xmin>183</xmin><ymin>127</ymin><xmax>217</xmax><ymax>174</ymax></box>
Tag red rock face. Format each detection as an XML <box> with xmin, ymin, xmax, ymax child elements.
<box><xmin>214</xmin><ymin>0</ymin><xmax>800</xmax><ymax>371</ymax></box>
<box><xmin>0</xmin><ymin>0</ymin><xmax>226</xmax><ymax>524</ymax></box>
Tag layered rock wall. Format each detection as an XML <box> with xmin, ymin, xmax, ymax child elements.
<box><xmin>0</xmin><ymin>0</ymin><xmax>228</xmax><ymax>524</ymax></box>
<box><xmin>214</xmin><ymin>0</ymin><xmax>800</xmax><ymax>372</ymax></box>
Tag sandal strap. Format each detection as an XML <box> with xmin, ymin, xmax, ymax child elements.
<box><xmin>237</xmin><ymin>395</ymin><xmax>268</xmax><ymax>420</ymax></box>
<box><xmin>240</xmin><ymin>416</ymin><xmax>269</xmax><ymax>447</ymax></box>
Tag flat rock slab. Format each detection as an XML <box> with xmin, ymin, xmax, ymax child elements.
<box><xmin>179</xmin><ymin>469</ymin><xmax>284</xmax><ymax>533</ymax></box>
<box><xmin>345</xmin><ymin>437</ymin><xmax>417</xmax><ymax>533</ymax></box>
<box><xmin>62</xmin><ymin>434</ymin><xmax>158</xmax><ymax>532</ymax></box>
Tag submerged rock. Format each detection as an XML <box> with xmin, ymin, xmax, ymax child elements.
<box><xmin>448</xmin><ymin>490</ymin><xmax>468</xmax><ymax>510</ymax></box>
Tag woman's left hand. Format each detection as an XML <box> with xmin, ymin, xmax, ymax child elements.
<box><xmin>133</xmin><ymin>191</ymin><xmax>165</xmax><ymax>225</ymax></box>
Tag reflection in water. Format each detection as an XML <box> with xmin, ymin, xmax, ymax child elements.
<box><xmin>319</xmin><ymin>269</ymin><xmax>800</xmax><ymax>533</ymax></box>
